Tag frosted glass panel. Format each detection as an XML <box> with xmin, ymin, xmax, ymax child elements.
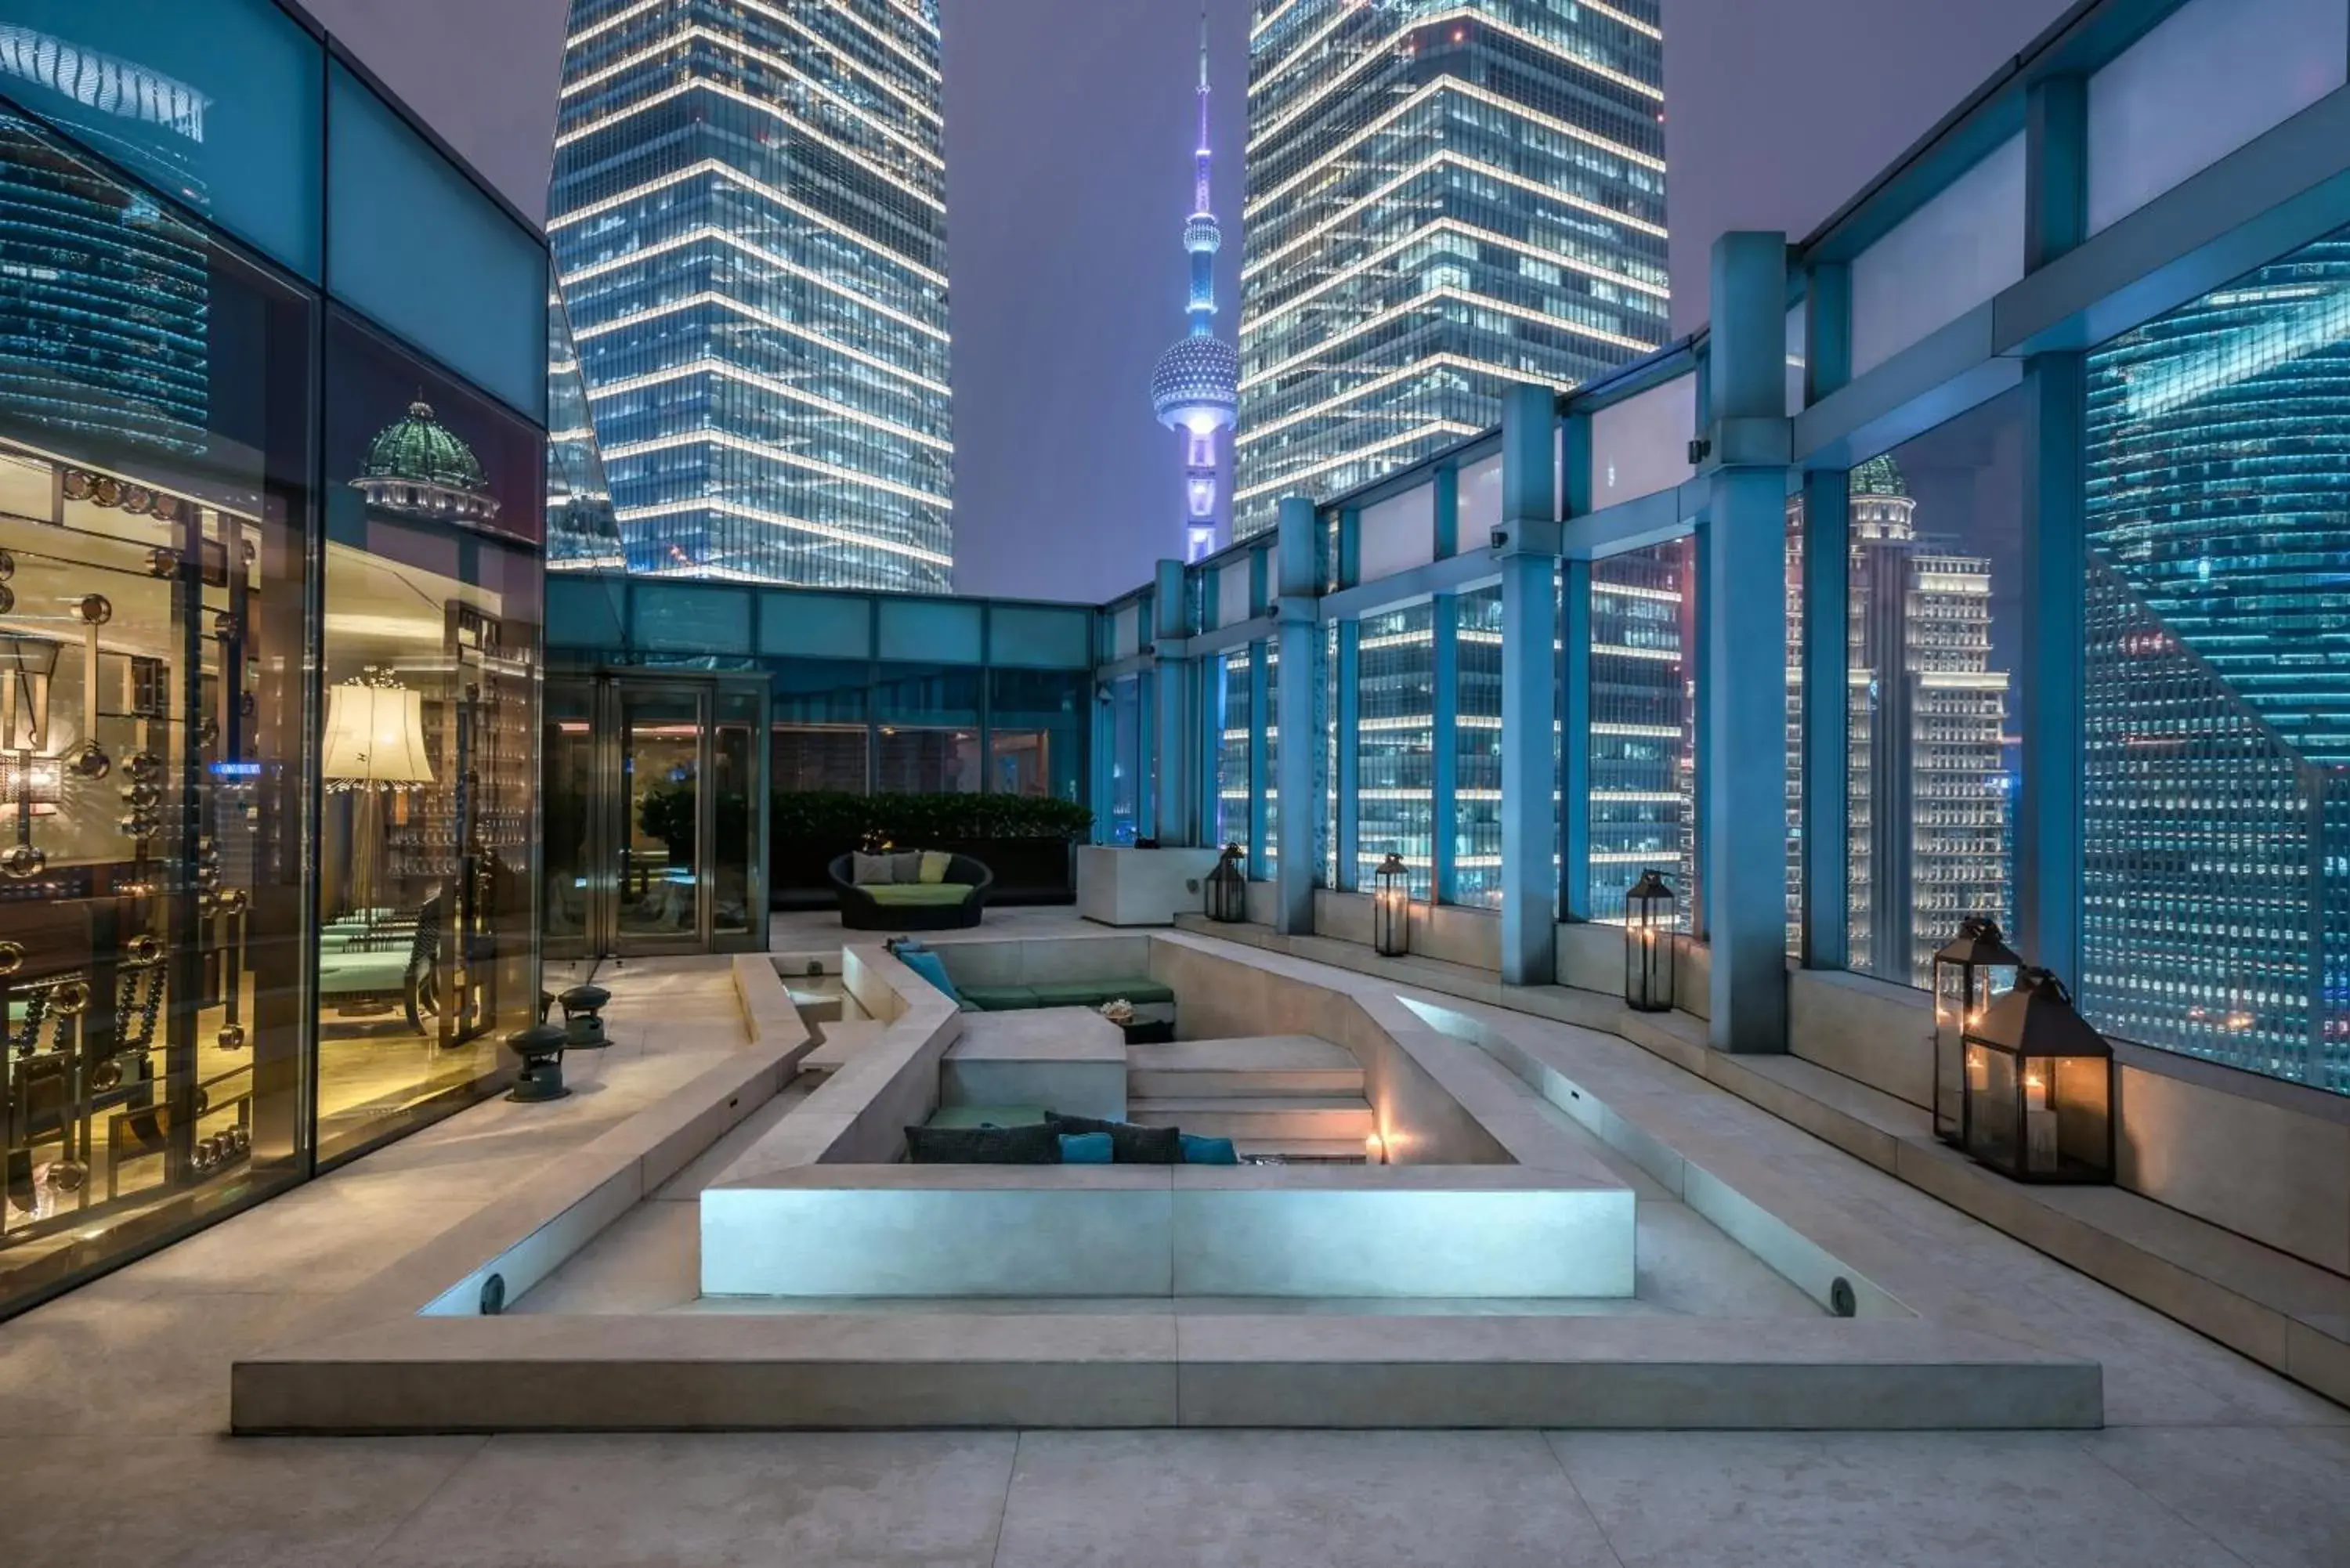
<box><xmin>990</xmin><ymin>605</ymin><xmax>1091</xmax><ymax>668</ymax></box>
<box><xmin>1590</xmin><ymin>375</ymin><xmax>1695</xmax><ymax>509</ymax></box>
<box><xmin>637</xmin><ymin>584</ymin><xmax>750</xmax><ymax>655</ymax></box>
<box><xmin>327</xmin><ymin>63</ymin><xmax>547</xmax><ymax>418</ymax></box>
<box><xmin>1217</xmin><ymin>559</ymin><xmax>1254</xmax><ymax>627</ymax></box>
<box><xmin>877</xmin><ymin>598</ymin><xmax>982</xmax><ymax>662</ymax></box>
<box><xmin>1849</xmin><ymin>135</ymin><xmax>2024</xmax><ymax>378</ymax></box>
<box><xmin>2087</xmin><ymin>0</ymin><xmax>2345</xmax><ymax>236</ymax></box>
<box><xmin>1112</xmin><ymin>603</ymin><xmax>1142</xmax><ymax>659</ymax></box>
<box><xmin>1359</xmin><ymin>483</ymin><xmax>1436</xmax><ymax>582</ymax></box>
<box><xmin>1458</xmin><ymin>453</ymin><xmax>1504</xmax><ymax>545</ymax></box>
<box><xmin>761</xmin><ymin>593</ymin><xmax>870</xmax><ymax>658</ymax></box>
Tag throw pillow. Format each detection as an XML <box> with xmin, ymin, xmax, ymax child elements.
<box><xmin>894</xmin><ymin>946</ymin><xmax>965</xmax><ymax>1008</ymax></box>
<box><xmin>904</xmin><ymin>1122</ymin><xmax>1062</xmax><ymax>1164</ymax></box>
<box><xmin>890</xmin><ymin>850</ymin><xmax>924</xmax><ymax>883</ymax></box>
<box><xmin>1058</xmin><ymin>1131</ymin><xmax>1114</xmax><ymax>1164</ymax></box>
<box><xmin>1178</xmin><ymin>1133</ymin><xmax>1239</xmax><ymax>1165</ymax></box>
<box><xmin>918</xmin><ymin>850</ymin><xmax>953</xmax><ymax>884</ymax></box>
<box><xmin>851</xmin><ymin>851</ymin><xmax>897</xmax><ymax>886</ymax></box>
<box><xmin>1045</xmin><ymin>1111</ymin><xmax>1180</xmax><ymax>1165</ymax></box>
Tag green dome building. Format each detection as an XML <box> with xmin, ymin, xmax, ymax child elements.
<box><xmin>350</xmin><ymin>399</ymin><xmax>500</xmax><ymax>526</ymax></box>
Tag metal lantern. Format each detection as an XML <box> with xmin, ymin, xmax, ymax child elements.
<box><xmin>1372</xmin><ymin>852</ymin><xmax>1410</xmax><ymax>956</ymax></box>
<box><xmin>1931</xmin><ymin>916</ymin><xmax>2022</xmax><ymax>1144</ymax></box>
<box><xmin>1205</xmin><ymin>841</ymin><xmax>1248</xmax><ymax>923</ymax></box>
<box><xmin>1623</xmin><ymin>868</ymin><xmax>1677</xmax><ymax>1012</ymax></box>
<box><xmin>1961</xmin><ymin>967</ymin><xmax>2113</xmax><ymax>1183</ymax></box>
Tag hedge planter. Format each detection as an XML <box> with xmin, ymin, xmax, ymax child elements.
<box><xmin>770</xmin><ymin>792</ymin><xmax>1088</xmax><ymax>910</ymax></box>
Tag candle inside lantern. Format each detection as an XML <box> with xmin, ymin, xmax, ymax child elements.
<box><xmin>2023</xmin><ymin>1073</ymin><xmax>2047</xmax><ymax>1111</ymax></box>
<box><xmin>1965</xmin><ymin>1046</ymin><xmax>1988</xmax><ymax>1093</ymax></box>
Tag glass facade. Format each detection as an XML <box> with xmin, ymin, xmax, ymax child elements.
<box><xmin>1355</xmin><ymin>601</ymin><xmax>1436</xmax><ymax>898</ymax></box>
<box><xmin>1235</xmin><ymin>0</ymin><xmax>1668</xmax><ymax>537</ymax></box>
<box><xmin>1454</xmin><ymin>584</ymin><xmax>1505</xmax><ymax>906</ymax></box>
<box><xmin>1587</xmin><ymin>540</ymin><xmax>1694</xmax><ymax>925</ymax></box>
<box><xmin>0</xmin><ymin>63</ymin><xmax>548</xmax><ymax>1316</ymax></box>
<box><xmin>550</xmin><ymin>0</ymin><xmax>953</xmax><ymax>587</ymax></box>
<box><xmin>2083</xmin><ymin>235</ymin><xmax>2350</xmax><ymax>1090</ymax></box>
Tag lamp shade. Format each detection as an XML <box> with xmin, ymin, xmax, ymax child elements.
<box><xmin>321</xmin><ymin>680</ymin><xmax>434</xmax><ymax>786</ymax></box>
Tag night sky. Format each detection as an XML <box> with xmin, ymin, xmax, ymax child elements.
<box><xmin>942</xmin><ymin>0</ymin><xmax>1253</xmax><ymax>605</ymax></box>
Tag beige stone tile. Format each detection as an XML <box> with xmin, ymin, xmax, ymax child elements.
<box><xmin>0</xmin><ymin>1289</ymin><xmax>327</xmax><ymax>1435</ymax></box>
<box><xmin>367</xmin><ymin>1432</ymin><xmax>1016</xmax><ymax>1568</ymax></box>
<box><xmin>2081</xmin><ymin>1425</ymin><xmax>2350</xmax><ymax>1568</ymax></box>
<box><xmin>0</xmin><ymin>1434</ymin><xmax>483</xmax><ymax>1568</ymax></box>
<box><xmin>1550</xmin><ymin>1430</ymin><xmax>2243</xmax><ymax>1568</ymax></box>
<box><xmin>993</xmin><ymin>1430</ymin><xmax>1623</xmax><ymax>1568</ymax></box>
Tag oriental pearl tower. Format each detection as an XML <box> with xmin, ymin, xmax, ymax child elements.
<box><xmin>1150</xmin><ymin>11</ymin><xmax>1240</xmax><ymax>563</ymax></box>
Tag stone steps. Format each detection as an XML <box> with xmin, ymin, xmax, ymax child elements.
<box><xmin>1126</xmin><ymin>1035</ymin><xmax>1365</xmax><ymax>1097</ymax></box>
<box><xmin>1235</xmin><ymin>1138</ymin><xmax>1370</xmax><ymax>1162</ymax></box>
<box><xmin>1126</xmin><ymin>1095</ymin><xmax>1375</xmax><ymax>1142</ymax></box>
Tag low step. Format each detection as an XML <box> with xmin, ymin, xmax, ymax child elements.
<box><xmin>801</xmin><ymin>1020</ymin><xmax>884</xmax><ymax>1075</ymax></box>
<box><xmin>1126</xmin><ymin>1035</ymin><xmax>1365</xmax><ymax>1098</ymax></box>
<box><xmin>1235</xmin><ymin>1138</ymin><xmax>1370</xmax><ymax>1163</ymax></box>
<box><xmin>1126</xmin><ymin>1095</ymin><xmax>1374</xmax><ymax>1142</ymax></box>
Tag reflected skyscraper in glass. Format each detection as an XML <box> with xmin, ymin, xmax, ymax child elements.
<box><xmin>549</xmin><ymin>0</ymin><xmax>953</xmax><ymax>588</ymax></box>
<box><xmin>1234</xmin><ymin>0</ymin><xmax>1668</xmax><ymax>536</ymax></box>
<box><xmin>2084</xmin><ymin>241</ymin><xmax>2350</xmax><ymax>1090</ymax></box>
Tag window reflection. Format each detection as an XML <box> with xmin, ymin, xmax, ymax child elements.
<box><xmin>0</xmin><ymin>108</ymin><xmax>312</xmax><ymax>1303</ymax></box>
<box><xmin>315</xmin><ymin>313</ymin><xmax>540</xmax><ymax>1165</ymax></box>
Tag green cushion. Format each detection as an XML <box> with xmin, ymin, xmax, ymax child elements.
<box><xmin>865</xmin><ymin>882</ymin><xmax>977</xmax><ymax>907</ymax></box>
<box><xmin>960</xmin><ymin>985</ymin><xmax>1040</xmax><ymax>1011</ymax></box>
<box><xmin>1029</xmin><ymin>977</ymin><xmax>1175</xmax><ymax>1008</ymax></box>
<box><xmin>320</xmin><ymin>952</ymin><xmax>409</xmax><ymax>992</ymax></box>
<box><xmin>926</xmin><ymin>1104</ymin><xmax>1046</xmax><ymax>1129</ymax></box>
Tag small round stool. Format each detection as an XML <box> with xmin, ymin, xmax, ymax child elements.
<box><xmin>504</xmin><ymin>1023</ymin><xmax>570</xmax><ymax>1102</ymax></box>
<box><xmin>558</xmin><ymin>984</ymin><xmax>612</xmax><ymax>1049</ymax></box>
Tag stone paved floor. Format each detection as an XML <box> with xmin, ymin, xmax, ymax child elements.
<box><xmin>1</xmin><ymin>944</ymin><xmax>2345</xmax><ymax>1567</ymax></box>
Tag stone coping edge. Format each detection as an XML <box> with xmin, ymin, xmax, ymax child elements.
<box><xmin>230</xmin><ymin>1313</ymin><xmax>2099</xmax><ymax>1433</ymax></box>
<box><xmin>1170</xmin><ymin>923</ymin><xmax>2350</xmax><ymax>1409</ymax></box>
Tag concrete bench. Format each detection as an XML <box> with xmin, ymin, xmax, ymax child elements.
<box><xmin>700</xmin><ymin>1162</ymin><xmax>1635</xmax><ymax>1299</ymax></box>
<box><xmin>942</xmin><ymin>1007</ymin><xmax>1128</xmax><ymax>1120</ymax></box>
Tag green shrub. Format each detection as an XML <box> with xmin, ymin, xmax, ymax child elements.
<box><xmin>769</xmin><ymin>790</ymin><xmax>1090</xmax><ymax>846</ymax></box>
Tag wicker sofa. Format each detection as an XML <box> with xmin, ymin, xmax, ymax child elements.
<box><xmin>827</xmin><ymin>852</ymin><xmax>993</xmax><ymax>931</ymax></box>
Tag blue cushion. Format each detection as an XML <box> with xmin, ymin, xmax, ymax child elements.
<box><xmin>894</xmin><ymin>945</ymin><xmax>965</xmax><ymax>1007</ymax></box>
<box><xmin>1058</xmin><ymin>1131</ymin><xmax>1114</xmax><ymax>1164</ymax></box>
<box><xmin>1179</xmin><ymin>1133</ymin><xmax>1239</xmax><ymax>1165</ymax></box>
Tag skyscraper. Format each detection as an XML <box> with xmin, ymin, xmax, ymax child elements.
<box><xmin>2082</xmin><ymin>242</ymin><xmax>2350</xmax><ymax>1090</ymax></box>
<box><xmin>1152</xmin><ymin>15</ymin><xmax>1241</xmax><ymax>565</ymax></box>
<box><xmin>1234</xmin><ymin>0</ymin><xmax>1668</xmax><ymax>537</ymax></box>
<box><xmin>549</xmin><ymin>0</ymin><xmax>953</xmax><ymax>588</ymax></box>
<box><xmin>1785</xmin><ymin>458</ymin><xmax>2012</xmax><ymax>985</ymax></box>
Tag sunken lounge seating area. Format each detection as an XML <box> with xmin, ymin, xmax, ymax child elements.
<box><xmin>829</xmin><ymin>850</ymin><xmax>992</xmax><ymax>930</ymax></box>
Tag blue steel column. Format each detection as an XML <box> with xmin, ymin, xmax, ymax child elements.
<box><xmin>1557</xmin><ymin>412</ymin><xmax>1593</xmax><ymax>921</ymax></box>
<box><xmin>1800</xmin><ymin>262</ymin><xmax>1852</xmax><ymax>968</ymax></box>
<box><xmin>2019</xmin><ymin>75</ymin><xmax>2088</xmax><ymax>985</ymax></box>
<box><xmin>1496</xmin><ymin>382</ymin><xmax>1561</xmax><ymax>985</ymax></box>
<box><xmin>1151</xmin><ymin>557</ymin><xmax>1194</xmax><ymax>845</ymax></box>
<box><xmin>1702</xmin><ymin>232</ymin><xmax>1791</xmax><ymax>1051</ymax></box>
<box><xmin>1274</xmin><ymin>497</ymin><xmax>1319</xmax><ymax>932</ymax></box>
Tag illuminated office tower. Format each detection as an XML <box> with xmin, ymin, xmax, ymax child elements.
<box><xmin>2082</xmin><ymin>244</ymin><xmax>2350</xmax><ymax>1089</ymax></box>
<box><xmin>1152</xmin><ymin>17</ymin><xmax>1240</xmax><ymax>564</ymax></box>
<box><xmin>1234</xmin><ymin>0</ymin><xmax>1667</xmax><ymax>537</ymax></box>
<box><xmin>1587</xmin><ymin>541</ymin><xmax>1695</xmax><ymax>923</ymax></box>
<box><xmin>549</xmin><ymin>0</ymin><xmax>953</xmax><ymax>587</ymax></box>
<box><xmin>1787</xmin><ymin>458</ymin><xmax>2012</xmax><ymax>985</ymax></box>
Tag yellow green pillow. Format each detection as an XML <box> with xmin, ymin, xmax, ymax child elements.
<box><xmin>919</xmin><ymin>851</ymin><xmax>952</xmax><ymax>884</ymax></box>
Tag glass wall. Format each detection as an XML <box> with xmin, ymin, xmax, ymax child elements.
<box><xmin>874</xmin><ymin>666</ymin><xmax>981</xmax><ymax>793</ymax></box>
<box><xmin>1356</xmin><ymin>602</ymin><xmax>1435</xmax><ymax>898</ymax></box>
<box><xmin>1587</xmin><ymin>540</ymin><xmax>1695</xmax><ymax>924</ymax></box>
<box><xmin>1213</xmin><ymin>647</ymin><xmax>1252</xmax><ymax>851</ymax></box>
<box><xmin>315</xmin><ymin>313</ymin><xmax>543</xmax><ymax>1165</ymax></box>
<box><xmin>1108</xmin><ymin>673</ymin><xmax>1142</xmax><ymax>844</ymax></box>
<box><xmin>1453</xmin><ymin>585</ymin><xmax>1504</xmax><ymax>906</ymax></box>
<box><xmin>0</xmin><ymin>106</ymin><xmax>315</xmax><ymax>1302</ymax></box>
<box><xmin>2083</xmin><ymin>233</ymin><xmax>2350</xmax><ymax>1092</ymax></box>
<box><xmin>1837</xmin><ymin>392</ymin><xmax>2024</xmax><ymax>988</ymax></box>
<box><xmin>771</xmin><ymin>659</ymin><xmax>870</xmax><ymax>793</ymax></box>
<box><xmin>987</xmin><ymin>667</ymin><xmax>1084</xmax><ymax>800</ymax></box>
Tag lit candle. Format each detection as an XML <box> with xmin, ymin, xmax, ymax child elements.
<box><xmin>1965</xmin><ymin>1046</ymin><xmax>1988</xmax><ymax>1092</ymax></box>
<box><xmin>2024</xmin><ymin>1074</ymin><xmax>2047</xmax><ymax>1111</ymax></box>
<box><xmin>1364</xmin><ymin>1132</ymin><xmax>1386</xmax><ymax>1163</ymax></box>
